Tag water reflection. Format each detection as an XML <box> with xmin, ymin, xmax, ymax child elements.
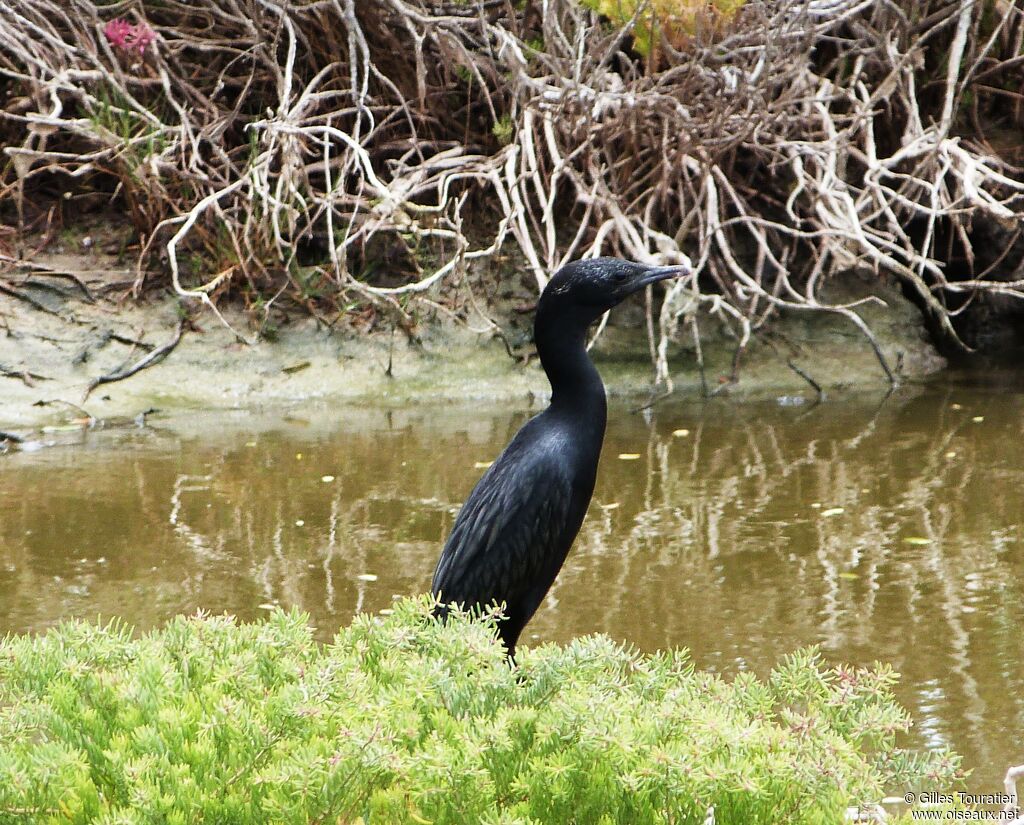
<box><xmin>1</xmin><ymin>385</ymin><xmax>1022</xmax><ymax>790</ymax></box>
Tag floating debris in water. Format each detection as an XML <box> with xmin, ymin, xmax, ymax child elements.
<box><xmin>245</xmin><ymin>441</ymin><xmax>257</xmax><ymax>447</ymax></box>
<box><xmin>972</xmin><ymin>416</ymin><xmax>984</xmax><ymax>423</ymax></box>
<box><xmin>810</xmin><ymin>502</ymin><xmax>822</xmax><ymax>509</ymax></box>
<box><xmin>821</xmin><ymin>507</ymin><xmax>845</xmax><ymax>517</ymax></box>
<box><xmin>321</xmin><ymin>475</ymin><xmax>335</xmax><ymax>483</ymax></box>
<box><xmin>601</xmin><ymin>502</ymin><xmax>621</xmax><ymax>510</ymax></box>
<box><xmin>618</xmin><ymin>453</ymin><xmax>641</xmax><ymax>460</ymax></box>
<box><xmin>296</xmin><ymin>452</ymin><xmax>303</xmax><ymax>460</ymax></box>
<box><xmin>474</xmin><ymin>461</ymin><xmax>493</xmax><ymax>469</ymax></box>
<box><xmin>951</xmin><ymin>403</ymin><xmax>963</xmax><ymax>410</ymax></box>
<box><xmin>378</xmin><ymin>608</ymin><xmax>394</xmax><ymax>615</ymax></box>
<box><xmin>776</xmin><ymin>395</ymin><xmax>806</xmax><ymax>407</ymax></box>
<box><xmin>838</xmin><ymin>572</ymin><xmax>858</xmax><ymax>579</ymax></box>
<box><xmin>356</xmin><ymin>573</ymin><xmax>378</xmax><ymax>582</ymax></box>
<box><xmin>944</xmin><ymin>451</ymin><xmax>956</xmax><ymax>459</ymax></box>
<box><xmin>257</xmin><ymin>603</ymin><xmax>278</xmax><ymax>610</ymax></box>
<box><xmin>294</xmin><ymin>519</ymin><xmax>305</xmax><ymax>527</ymax></box>
<box><xmin>903</xmin><ymin>537</ymin><xmax>931</xmax><ymax>545</ymax></box>
<box><xmin>672</xmin><ymin>428</ymin><xmax>691</xmax><ymax>437</ymax></box>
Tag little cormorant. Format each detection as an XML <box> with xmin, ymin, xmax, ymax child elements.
<box><xmin>431</xmin><ymin>257</ymin><xmax>690</xmax><ymax>658</ymax></box>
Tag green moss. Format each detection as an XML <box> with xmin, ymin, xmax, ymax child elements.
<box><xmin>0</xmin><ymin>598</ymin><xmax>960</xmax><ymax>824</ymax></box>
<box><xmin>493</xmin><ymin>114</ymin><xmax>515</xmax><ymax>146</ymax></box>
<box><xmin>580</xmin><ymin>0</ymin><xmax>746</xmax><ymax>56</ymax></box>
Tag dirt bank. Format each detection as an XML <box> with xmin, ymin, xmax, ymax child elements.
<box><xmin>0</xmin><ymin>243</ymin><xmax>945</xmax><ymax>434</ymax></box>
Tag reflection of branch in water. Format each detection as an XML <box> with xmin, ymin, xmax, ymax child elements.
<box><xmin>255</xmin><ymin>501</ymin><xmax>284</xmax><ymax>607</ymax></box>
<box><xmin>324</xmin><ymin>497</ymin><xmax>340</xmax><ymax>612</ymax></box>
<box><xmin>168</xmin><ymin>474</ymin><xmax>217</xmax><ymax>561</ymax></box>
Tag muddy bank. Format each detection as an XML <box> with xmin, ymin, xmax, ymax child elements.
<box><xmin>0</xmin><ymin>248</ymin><xmax>945</xmax><ymax>433</ymax></box>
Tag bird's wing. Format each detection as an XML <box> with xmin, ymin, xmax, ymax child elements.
<box><xmin>431</xmin><ymin>438</ymin><xmax>573</xmax><ymax>611</ymax></box>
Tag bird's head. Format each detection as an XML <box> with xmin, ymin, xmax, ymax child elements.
<box><xmin>541</xmin><ymin>257</ymin><xmax>691</xmax><ymax>322</ymax></box>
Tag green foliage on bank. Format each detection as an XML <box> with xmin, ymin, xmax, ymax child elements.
<box><xmin>0</xmin><ymin>598</ymin><xmax>958</xmax><ymax>824</ymax></box>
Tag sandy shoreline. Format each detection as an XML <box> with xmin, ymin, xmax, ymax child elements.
<box><xmin>1</xmin><ymin>249</ymin><xmax>946</xmax><ymax>434</ymax></box>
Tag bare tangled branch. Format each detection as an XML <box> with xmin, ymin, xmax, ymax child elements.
<box><xmin>1</xmin><ymin>0</ymin><xmax>1023</xmax><ymax>383</ymax></box>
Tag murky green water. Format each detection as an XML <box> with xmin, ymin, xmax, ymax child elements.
<box><xmin>2</xmin><ymin>380</ymin><xmax>1022</xmax><ymax>792</ymax></box>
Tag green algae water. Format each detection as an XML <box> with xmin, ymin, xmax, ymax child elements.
<box><xmin>1</xmin><ymin>379</ymin><xmax>1022</xmax><ymax>793</ymax></box>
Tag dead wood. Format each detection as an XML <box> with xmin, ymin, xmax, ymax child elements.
<box><xmin>82</xmin><ymin>318</ymin><xmax>185</xmax><ymax>401</ymax></box>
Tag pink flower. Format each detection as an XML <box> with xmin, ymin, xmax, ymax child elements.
<box><xmin>103</xmin><ymin>18</ymin><xmax>156</xmax><ymax>56</ymax></box>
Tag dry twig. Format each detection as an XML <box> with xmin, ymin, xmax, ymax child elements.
<box><xmin>82</xmin><ymin>317</ymin><xmax>185</xmax><ymax>400</ymax></box>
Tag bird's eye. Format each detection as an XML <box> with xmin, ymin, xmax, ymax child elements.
<box><xmin>614</xmin><ymin>270</ymin><xmax>628</xmax><ymax>281</ymax></box>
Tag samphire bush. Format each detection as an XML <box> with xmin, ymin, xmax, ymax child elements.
<box><xmin>0</xmin><ymin>597</ymin><xmax>959</xmax><ymax>824</ymax></box>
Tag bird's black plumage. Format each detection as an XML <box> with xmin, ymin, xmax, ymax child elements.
<box><xmin>431</xmin><ymin>257</ymin><xmax>689</xmax><ymax>658</ymax></box>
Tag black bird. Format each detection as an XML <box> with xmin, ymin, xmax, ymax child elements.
<box><xmin>431</xmin><ymin>257</ymin><xmax>689</xmax><ymax>658</ymax></box>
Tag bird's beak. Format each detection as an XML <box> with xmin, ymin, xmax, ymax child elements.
<box><xmin>635</xmin><ymin>262</ymin><xmax>691</xmax><ymax>289</ymax></box>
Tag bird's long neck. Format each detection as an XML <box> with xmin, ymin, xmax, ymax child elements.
<box><xmin>534</xmin><ymin>302</ymin><xmax>608</xmax><ymax>436</ymax></box>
